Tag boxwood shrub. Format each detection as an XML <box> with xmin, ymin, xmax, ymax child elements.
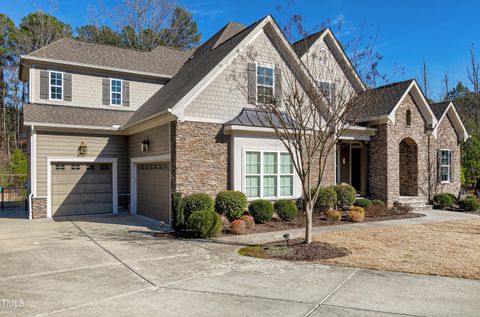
<box><xmin>274</xmin><ymin>199</ymin><xmax>298</xmax><ymax>222</ymax></box>
<box><xmin>334</xmin><ymin>184</ymin><xmax>357</xmax><ymax>208</ymax></box>
<box><xmin>187</xmin><ymin>210</ymin><xmax>222</xmax><ymax>238</ymax></box>
<box><xmin>248</xmin><ymin>200</ymin><xmax>273</xmax><ymax>223</ymax></box>
<box><xmin>459</xmin><ymin>196</ymin><xmax>480</xmax><ymax>211</ymax></box>
<box><xmin>370</xmin><ymin>199</ymin><xmax>385</xmax><ymax>207</ymax></box>
<box><xmin>354</xmin><ymin>198</ymin><xmax>372</xmax><ymax>209</ymax></box>
<box><xmin>433</xmin><ymin>193</ymin><xmax>454</xmax><ymax>209</ymax></box>
<box><xmin>215</xmin><ymin>190</ymin><xmax>247</xmax><ymax>220</ymax></box>
<box><xmin>313</xmin><ymin>186</ymin><xmax>337</xmax><ymax>212</ymax></box>
<box><xmin>183</xmin><ymin>193</ymin><xmax>214</xmax><ymax>217</ymax></box>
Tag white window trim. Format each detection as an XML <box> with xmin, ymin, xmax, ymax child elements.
<box><xmin>440</xmin><ymin>149</ymin><xmax>451</xmax><ymax>183</ymax></box>
<box><xmin>110</xmin><ymin>78</ymin><xmax>123</xmax><ymax>106</ymax></box>
<box><xmin>243</xmin><ymin>149</ymin><xmax>294</xmax><ymax>200</ymax></box>
<box><xmin>255</xmin><ymin>62</ymin><xmax>275</xmax><ymax>103</ymax></box>
<box><xmin>49</xmin><ymin>70</ymin><xmax>63</xmax><ymax>101</ymax></box>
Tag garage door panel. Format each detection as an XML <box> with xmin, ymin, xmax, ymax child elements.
<box><xmin>51</xmin><ymin>163</ymin><xmax>113</xmax><ymax>217</ymax></box>
<box><xmin>136</xmin><ymin>162</ymin><xmax>170</xmax><ymax>222</ymax></box>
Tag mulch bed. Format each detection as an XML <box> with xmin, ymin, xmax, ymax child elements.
<box><xmin>224</xmin><ymin>210</ymin><xmax>425</xmax><ymax>236</ymax></box>
<box><xmin>239</xmin><ymin>239</ymin><xmax>351</xmax><ymax>261</ymax></box>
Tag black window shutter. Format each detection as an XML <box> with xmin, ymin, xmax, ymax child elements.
<box><xmin>450</xmin><ymin>150</ymin><xmax>454</xmax><ymax>182</ymax></box>
<box><xmin>40</xmin><ymin>70</ymin><xmax>49</xmax><ymax>99</ymax></box>
<box><xmin>247</xmin><ymin>63</ymin><xmax>256</xmax><ymax>104</ymax></box>
<box><xmin>437</xmin><ymin>150</ymin><xmax>442</xmax><ymax>183</ymax></box>
<box><xmin>275</xmin><ymin>66</ymin><xmax>282</xmax><ymax>107</ymax></box>
<box><xmin>122</xmin><ymin>81</ymin><xmax>129</xmax><ymax>107</ymax></box>
<box><xmin>102</xmin><ymin>79</ymin><xmax>110</xmax><ymax>105</ymax></box>
<box><xmin>63</xmin><ymin>73</ymin><xmax>72</xmax><ymax>101</ymax></box>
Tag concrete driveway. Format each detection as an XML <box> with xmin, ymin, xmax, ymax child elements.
<box><xmin>1</xmin><ymin>213</ymin><xmax>479</xmax><ymax>317</ymax></box>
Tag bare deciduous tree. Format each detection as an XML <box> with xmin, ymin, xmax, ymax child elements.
<box><xmin>442</xmin><ymin>71</ymin><xmax>450</xmax><ymax>101</ymax></box>
<box><xmin>421</xmin><ymin>59</ymin><xmax>432</xmax><ymax>100</ymax></box>
<box><xmin>468</xmin><ymin>44</ymin><xmax>480</xmax><ymax>94</ymax></box>
<box><xmin>230</xmin><ymin>17</ymin><xmax>386</xmax><ymax>244</ymax></box>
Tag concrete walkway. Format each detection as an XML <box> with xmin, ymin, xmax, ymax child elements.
<box><xmin>0</xmin><ymin>211</ymin><xmax>479</xmax><ymax>316</ymax></box>
<box><xmin>218</xmin><ymin>209</ymin><xmax>480</xmax><ymax>244</ymax></box>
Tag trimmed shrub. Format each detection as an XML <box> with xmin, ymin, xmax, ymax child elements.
<box><xmin>433</xmin><ymin>193</ymin><xmax>454</xmax><ymax>209</ymax></box>
<box><xmin>370</xmin><ymin>199</ymin><xmax>385</xmax><ymax>207</ymax></box>
<box><xmin>313</xmin><ymin>186</ymin><xmax>337</xmax><ymax>212</ymax></box>
<box><xmin>240</xmin><ymin>215</ymin><xmax>255</xmax><ymax>229</ymax></box>
<box><xmin>347</xmin><ymin>210</ymin><xmax>365</xmax><ymax>222</ymax></box>
<box><xmin>171</xmin><ymin>192</ymin><xmax>185</xmax><ymax>230</ymax></box>
<box><xmin>324</xmin><ymin>209</ymin><xmax>342</xmax><ymax>221</ymax></box>
<box><xmin>215</xmin><ymin>190</ymin><xmax>247</xmax><ymax>220</ymax></box>
<box><xmin>354</xmin><ymin>198</ymin><xmax>372</xmax><ymax>209</ymax></box>
<box><xmin>248</xmin><ymin>200</ymin><xmax>274</xmax><ymax>223</ymax></box>
<box><xmin>349</xmin><ymin>206</ymin><xmax>365</xmax><ymax>215</ymax></box>
<box><xmin>459</xmin><ymin>196</ymin><xmax>480</xmax><ymax>211</ymax></box>
<box><xmin>229</xmin><ymin>219</ymin><xmax>247</xmax><ymax>235</ymax></box>
<box><xmin>183</xmin><ymin>193</ymin><xmax>214</xmax><ymax>217</ymax></box>
<box><xmin>334</xmin><ymin>184</ymin><xmax>357</xmax><ymax>208</ymax></box>
<box><xmin>274</xmin><ymin>199</ymin><xmax>298</xmax><ymax>222</ymax></box>
<box><xmin>187</xmin><ymin>210</ymin><xmax>222</xmax><ymax>238</ymax></box>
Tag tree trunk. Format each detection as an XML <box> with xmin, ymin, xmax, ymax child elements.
<box><xmin>304</xmin><ymin>197</ymin><xmax>313</xmax><ymax>244</ymax></box>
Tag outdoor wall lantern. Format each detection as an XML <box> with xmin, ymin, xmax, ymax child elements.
<box><xmin>141</xmin><ymin>139</ymin><xmax>150</xmax><ymax>152</ymax></box>
<box><xmin>78</xmin><ymin>141</ymin><xmax>88</xmax><ymax>157</ymax></box>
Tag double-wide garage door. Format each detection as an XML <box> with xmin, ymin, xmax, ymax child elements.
<box><xmin>136</xmin><ymin>162</ymin><xmax>170</xmax><ymax>223</ymax></box>
<box><xmin>51</xmin><ymin>163</ymin><xmax>112</xmax><ymax>217</ymax></box>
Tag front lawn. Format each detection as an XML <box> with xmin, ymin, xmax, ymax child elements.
<box><xmin>315</xmin><ymin>219</ymin><xmax>480</xmax><ymax>279</ymax></box>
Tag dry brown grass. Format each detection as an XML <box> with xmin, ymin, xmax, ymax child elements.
<box><xmin>314</xmin><ymin>219</ymin><xmax>480</xmax><ymax>279</ymax></box>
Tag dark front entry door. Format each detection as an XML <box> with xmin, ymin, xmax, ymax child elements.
<box><xmin>351</xmin><ymin>148</ymin><xmax>362</xmax><ymax>192</ymax></box>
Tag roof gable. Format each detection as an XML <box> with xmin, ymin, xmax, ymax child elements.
<box><xmin>293</xmin><ymin>28</ymin><xmax>365</xmax><ymax>93</ymax></box>
<box><xmin>432</xmin><ymin>101</ymin><xmax>469</xmax><ymax>142</ymax></box>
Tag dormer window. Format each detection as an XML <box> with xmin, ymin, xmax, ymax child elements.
<box><xmin>257</xmin><ymin>65</ymin><xmax>274</xmax><ymax>103</ymax></box>
<box><xmin>50</xmin><ymin>71</ymin><xmax>63</xmax><ymax>100</ymax></box>
<box><xmin>318</xmin><ymin>81</ymin><xmax>333</xmax><ymax>101</ymax></box>
<box><xmin>110</xmin><ymin>79</ymin><xmax>122</xmax><ymax>106</ymax></box>
<box><xmin>406</xmin><ymin>109</ymin><xmax>412</xmax><ymax>126</ymax></box>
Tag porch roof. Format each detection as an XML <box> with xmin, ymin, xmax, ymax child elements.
<box><xmin>224</xmin><ymin>108</ymin><xmax>298</xmax><ymax>129</ymax></box>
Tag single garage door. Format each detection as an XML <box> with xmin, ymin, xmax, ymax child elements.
<box><xmin>51</xmin><ymin>163</ymin><xmax>112</xmax><ymax>217</ymax></box>
<box><xmin>136</xmin><ymin>162</ymin><xmax>170</xmax><ymax>222</ymax></box>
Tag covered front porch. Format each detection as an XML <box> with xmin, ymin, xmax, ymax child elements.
<box><xmin>336</xmin><ymin>126</ymin><xmax>376</xmax><ymax>196</ymax></box>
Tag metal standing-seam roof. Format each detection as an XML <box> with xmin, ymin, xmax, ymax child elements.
<box><xmin>24</xmin><ymin>38</ymin><xmax>193</xmax><ymax>77</ymax></box>
<box><xmin>225</xmin><ymin>108</ymin><xmax>299</xmax><ymax>129</ymax></box>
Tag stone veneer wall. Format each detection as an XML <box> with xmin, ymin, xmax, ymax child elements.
<box><xmin>31</xmin><ymin>197</ymin><xmax>47</xmax><ymax>219</ymax></box>
<box><xmin>368</xmin><ymin>93</ymin><xmax>431</xmax><ymax>206</ymax></box>
<box><xmin>431</xmin><ymin>115</ymin><xmax>461</xmax><ymax>196</ymax></box>
<box><xmin>310</xmin><ymin>145</ymin><xmax>336</xmax><ymax>188</ymax></box>
<box><xmin>171</xmin><ymin>121</ymin><xmax>230</xmax><ymax>196</ymax></box>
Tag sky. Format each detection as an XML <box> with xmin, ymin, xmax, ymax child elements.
<box><xmin>3</xmin><ymin>0</ymin><xmax>480</xmax><ymax>100</ymax></box>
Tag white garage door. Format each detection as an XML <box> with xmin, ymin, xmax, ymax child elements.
<box><xmin>51</xmin><ymin>163</ymin><xmax>112</xmax><ymax>217</ymax></box>
<box><xmin>137</xmin><ymin>162</ymin><xmax>170</xmax><ymax>222</ymax></box>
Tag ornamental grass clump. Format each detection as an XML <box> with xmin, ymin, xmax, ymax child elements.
<box><xmin>324</xmin><ymin>209</ymin><xmax>342</xmax><ymax>221</ymax></box>
<box><xmin>347</xmin><ymin>209</ymin><xmax>365</xmax><ymax>223</ymax></box>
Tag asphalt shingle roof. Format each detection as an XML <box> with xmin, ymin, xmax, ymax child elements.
<box><xmin>126</xmin><ymin>19</ymin><xmax>263</xmax><ymax>127</ymax></box>
<box><xmin>23</xmin><ymin>103</ymin><xmax>133</xmax><ymax>128</ymax></box>
<box><xmin>25</xmin><ymin>38</ymin><xmax>193</xmax><ymax>77</ymax></box>
<box><xmin>350</xmin><ymin>79</ymin><xmax>414</xmax><ymax>121</ymax></box>
<box><xmin>430</xmin><ymin>101</ymin><xmax>451</xmax><ymax>120</ymax></box>
<box><xmin>291</xmin><ymin>30</ymin><xmax>326</xmax><ymax>57</ymax></box>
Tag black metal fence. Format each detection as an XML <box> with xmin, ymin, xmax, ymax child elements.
<box><xmin>1</xmin><ymin>187</ymin><xmax>28</xmax><ymax>210</ymax></box>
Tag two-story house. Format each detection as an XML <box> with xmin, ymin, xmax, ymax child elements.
<box><xmin>20</xmin><ymin>15</ymin><xmax>468</xmax><ymax>222</ymax></box>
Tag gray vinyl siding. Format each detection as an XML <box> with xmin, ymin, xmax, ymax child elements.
<box><xmin>31</xmin><ymin>67</ymin><xmax>162</xmax><ymax>110</ymax></box>
<box><xmin>35</xmin><ymin>131</ymin><xmax>129</xmax><ymax>196</ymax></box>
<box><xmin>129</xmin><ymin>124</ymin><xmax>170</xmax><ymax>158</ymax></box>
